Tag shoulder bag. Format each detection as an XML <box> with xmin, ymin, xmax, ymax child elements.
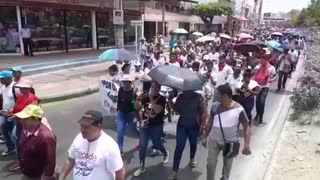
<box><xmin>217</xmin><ymin>107</ymin><xmax>240</xmax><ymax>158</ymax></box>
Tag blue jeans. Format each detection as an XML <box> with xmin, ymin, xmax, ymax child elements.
<box><xmin>1</xmin><ymin>116</ymin><xmax>15</xmax><ymax>151</ymax></box>
<box><xmin>139</xmin><ymin>124</ymin><xmax>167</xmax><ymax>167</ymax></box>
<box><xmin>117</xmin><ymin>112</ymin><xmax>138</xmax><ymax>152</ymax></box>
<box><xmin>256</xmin><ymin>87</ymin><xmax>269</xmax><ymax>122</ymax></box>
<box><xmin>173</xmin><ymin>125</ymin><xmax>199</xmax><ymax>171</ymax></box>
<box><xmin>12</xmin><ymin>119</ymin><xmax>22</xmax><ymax>160</ymax></box>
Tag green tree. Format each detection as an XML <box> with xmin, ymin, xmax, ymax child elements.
<box><xmin>195</xmin><ymin>2</ymin><xmax>234</xmax><ymax>31</ymax></box>
<box><xmin>294</xmin><ymin>0</ymin><xmax>320</xmax><ymax>26</ymax></box>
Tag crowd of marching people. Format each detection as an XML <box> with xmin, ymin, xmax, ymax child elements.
<box><xmin>0</xmin><ymin>28</ymin><xmax>305</xmax><ymax>180</ymax></box>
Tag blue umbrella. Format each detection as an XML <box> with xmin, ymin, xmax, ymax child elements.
<box><xmin>267</xmin><ymin>40</ymin><xmax>283</xmax><ymax>52</ymax></box>
<box><xmin>99</xmin><ymin>48</ymin><xmax>135</xmax><ymax>61</ymax></box>
<box><xmin>267</xmin><ymin>40</ymin><xmax>281</xmax><ymax>48</ymax></box>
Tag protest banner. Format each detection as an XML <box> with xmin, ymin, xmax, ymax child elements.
<box><xmin>100</xmin><ymin>79</ymin><xmax>119</xmax><ymax>116</ymax></box>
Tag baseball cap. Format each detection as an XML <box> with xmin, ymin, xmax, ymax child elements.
<box><xmin>0</xmin><ymin>70</ymin><xmax>13</xmax><ymax>79</ymax></box>
<box><xmin>121</xmin><ymin>74</ymin><xmax>133</xmax><ymax>82</ymax></box>
<box><xmin>134</xmin><ymin>61</ymin><xmax>141</xmax><ymax>66</ymax></box>
<box><xmin>78</xmin><ymin>110</ymin><xmax>103</xmax><ymax>126</ymax></box>
<box><xmin>15</xmin><ymin>79</ymin><xmax>33</xmax><ymax>88</ymax></box>
<box><xmin>15</xmin><ymin>105</ymin><xmax>44</xmax><ymax>119</ymax></box>
<box><xmin>11</xmin><ymin>66</ymin><xmax>23</xmax><ymax>72</ymax></box>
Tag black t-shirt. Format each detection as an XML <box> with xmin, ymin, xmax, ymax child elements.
<box><xmin>141</xmin><ymin>93</ymin><xmax>166</xmax><ymax>127</ymax></box>
<box><xmin>117</xmin><ymin>87</ymin><xmax>136</xmax><ymax>113</ymax></box>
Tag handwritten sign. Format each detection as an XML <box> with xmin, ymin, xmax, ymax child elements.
<box><xmin>100</xmin><ymin>79</ymin><xmax>119</xmax><ymax>115</ymax></box>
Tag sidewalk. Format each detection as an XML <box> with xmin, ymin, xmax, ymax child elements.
<box><xmin>27</xmin><ymin>61</ymin><xmax>112</xmax><ymax>103</ymax></box>
<box><xmin>0</xmin><ymin>45</ymin><xmax>137</xmax><ymax>71</ymax></box>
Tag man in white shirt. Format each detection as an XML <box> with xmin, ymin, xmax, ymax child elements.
<box><xmin>215</xmin><ymin>53</ymin><xmax>233</xmax><ymax>87</ymax></box>
<box><xmin>61</xmin><ymin>110</ymin><xmax>125</xmax><ymax>180</ymax></box>
<box><xmin>133</xmin><ymin>62</ymin><xmax>144</xmax><ymax>91</ymax></box>
<box><xmin>0</xmin><ymin>70</ymin><xmax>16</xmax><ymax>156</ymax></box>
<box><xmin>20</xmin><ymin>24</ymin><xmax>33</xmax><ymax>56</ymax></box>
<box><xmin>208</xmin><ymin>47</ymin><xmax>220</xmax><ymax>65</ymax></box>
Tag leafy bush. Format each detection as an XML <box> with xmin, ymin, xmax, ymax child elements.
<box><xmin>290</xmin><ymin>44</ymin><xmax>320</xmax><ymax>121</ymax></box>
<box><xmin>290</xmin><ymin>87</ymin><xmax>320</xmax><ymax>111</ymax></box>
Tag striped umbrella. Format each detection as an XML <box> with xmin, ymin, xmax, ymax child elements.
<box><xmin>99</xmin><ymin>48</ymin><xmax>135</xmax><ymax>61</ymax></box>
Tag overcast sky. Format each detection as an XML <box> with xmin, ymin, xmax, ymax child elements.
<box><xmin>198</xmin><ymin>0</ymin><xmax>310</xmax><ymax>12</ymax></box>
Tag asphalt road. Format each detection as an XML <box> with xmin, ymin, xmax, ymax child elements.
<box><xmin>0</xmin><ymin>82</ymin><xmax>295</xmax><ymax>180</ymax></box>
<box><xmin>0</xmin><ymin>52</ymin><xmax>305</xmax><ymax>180</ymax></box>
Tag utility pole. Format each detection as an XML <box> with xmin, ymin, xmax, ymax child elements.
<box><xmin>258</xmin><ymin>0</ymin><xmax>263</xmax><ymax>25</ymax></box>
<box><xmin>162</xmin><ymin>0</ymin><xmax>165</xmax><ymax>36</ymax></box>
<box><xmin>114</xmin><ymin>0</ymin><xmax>124</xmax><ymax>48</ymax></box>
<box><xmin>253</xmin><ymin>0</ymin><xmax>258</xmax><ymax>27</ymax></box>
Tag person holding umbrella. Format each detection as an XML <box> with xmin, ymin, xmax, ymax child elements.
<box><xmin>133</xmin><ymin>82</ymin><xmax>169</xmax><ymax>177</ymax></box>
<box><xmin>168</xmin><ymin>89</ymin><xmax>208</xmax><ymax>180</ymax></box>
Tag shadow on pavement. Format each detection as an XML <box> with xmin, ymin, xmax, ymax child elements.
<box><xmin>126</xmin><ymin>163</ymin><xmax>203</xmax><ymax>180</ymax></box>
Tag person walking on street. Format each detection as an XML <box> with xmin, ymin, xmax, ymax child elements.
<box><xmin>20</xmin><ymin>24</ymin><xmax>33</xmax><ymax>56</ymax></box>
<box><xmin>226</xmin><ymin>66</ymin><xmax>242</xmax><ymax>102</ymax></box>
<box><xmin>0</xmin><ymin>70</ymin><xmax>16</xmax><ymax>156</ymax></box>
<box><xmin>276</xmin><ymin>48</ymin><xmax>293</xmax><ymax>92</ymax></box>
<box><xmin>15</xmin><ymin>105</ymin><xmax>56</xmax><ymax>180</ymax></box>
<box><xmin>116</xmin><ymin>75</ymin><xmax>139</xmax><ymax>156</ymax></box>
<box><xmin>133</xmin><ymin>82</ymin><xmax>169</xmax><ymax>176</ymax></box>
<box><xmin>61</xmin><ymin>110</ymin><xmax>125</xmax><ymax>180</ymax></box>
<box><xmin>253</xmin><ymin>54</ymin><xmax>276</xmax><ymax>126</ymax></box>
<box><xmin>203</xmin><ymin>84</ymin><xmax>251</xmax><ymax>180</ymax></box>
<box><xmin>8</xmin><ymin>80</ymin><xmax>39</xmax><ymax>171</ymax></box>
<box><xmin>168</xmin><ymin>90</ymin><xmax>208</xmax><ymax>180</ymax></box>
<box><xmin>237</xmin><ymin>70</ymin><xmax>261</xmax><ymax>126</ymax></box>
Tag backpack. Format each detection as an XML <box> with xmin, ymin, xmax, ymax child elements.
<box><xmin>253</xmin><ymin>65</ymin><xmax>270</xmax><ymax>85</ymax></box>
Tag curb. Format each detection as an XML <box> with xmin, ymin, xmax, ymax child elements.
<box><xmin>40</xmin><ymin>85</ymin><xmax>99</xmax><ymax>104</ymax></box>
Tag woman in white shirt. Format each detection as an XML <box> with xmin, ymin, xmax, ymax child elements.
<box><xmin>226</xmin><ymin>66</ymin><xmax>242</xmax><ymax>102</ymax></box>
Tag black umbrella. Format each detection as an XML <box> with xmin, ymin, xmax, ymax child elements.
<box><xmin>148</xmin><ymin>65</ymin><xmax>202</xmax><ymax>91</ymax></box>
<box><xmin>234</xmin><ymin>43</ymin><xmax>261</xmax><ymax>53</ymax></box>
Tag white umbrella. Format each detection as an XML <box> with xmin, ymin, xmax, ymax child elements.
<box><xmin>196</xmin><ymin>36</ymin><xmax>215</xmax><ymax>42</ymax></box>
<box><xmin>192</xmin><ymin>31</ymin><xmax>204</xmax><ymax>36</ymax></box>
<box><xmin>271</xmin><ymin>32</ymin><xmax>284</xmax><ymax>37</ymax></box>
<box><xmin>173</xmin><ymin>28</ymin><xmax>189</xmax><ymax>34</ymax></box>
<box><xmin>219</xmin><ymin>33</ymin><xmax>232</xmax><ymax>39</ymax></box>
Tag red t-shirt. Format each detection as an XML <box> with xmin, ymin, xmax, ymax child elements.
<box><xmin>12</xmin><ymin>93</ymin><xmax>39</xmax><ymax>113</ymax></box>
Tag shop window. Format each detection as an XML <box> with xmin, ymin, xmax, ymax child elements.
<box><xmin>96</xmin><ymin>12</ymin><xmax>115</xmax><ymax>47</ymax></box>
<box><xmin>0</xmin><ymin>6</ymin><xmax>19</xmax><ymax>53</ymax></box>
<box><xmin>23</xmin><ymin>7</ymin><xmax>65</xmax><ymax>52</ymax></box>
<box><xmin>66</xmin><ymin>10</ymin><xmax>92</xmax><ymax>49</ymax></box>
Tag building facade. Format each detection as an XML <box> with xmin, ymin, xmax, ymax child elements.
<box><xmin>143</xmin><ymin>0</ymin><xmax>228</xmax><ymax>40</ymax></box>
<box><xmin>0</xmin><ymin>0</ymin><xmax>142</xmax><ymax>55</ymax></box>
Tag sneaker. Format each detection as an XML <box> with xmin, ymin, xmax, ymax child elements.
<box><xmin>1</xmin><ymin>149</ymin><xmax>15</xmax><ymax>156</ymax></box>
<box><xmin>0</xmin><ymin>139</ymin><xmax>6</xmax><ymax>144</ymax></box>
<box><xmin>133</xmin><ymin>167</ymin><xmax>146</xmax><ymax>177</ymax></box>
<box><xmin>254</xmin><ymin>116</ymin><xmax>259</xmax><ymax>122</ymax></box>
<box><xmin>9</xmin><ymin>162</ymin><xmax>20</xmax><ymax>171</ymax></box>
<box><xmin>150</xmin><ymin>149</ymin><xmax>161</xmax><ymax>157</ymax></box>
<box><xmin>163</xmin><ymin>150</ymin><xmax>169</xmax><ymax>164</ymax></box>
<box><xmin>169</xmin><ymin>172</ymin><xmax>178</xmax><ymax>180</ymax></box>
<box><xmin>189</xmin><ymin>159</ymin><xmax>196</xmax><ymax>168</ymax></box>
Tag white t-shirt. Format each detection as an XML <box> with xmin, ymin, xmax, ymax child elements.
<box><xmin>68</xmin><ymin>132</ymin><xmax>123</xmax><ymax>180</ymax></box>
<box><xmin>133</xmin><ymin>70</ymin><xmax>144</xmax><ymax>91</ymax></box>
<box><xmin>1</xmin><ymin>82</ymin><xmax>15</xmax><ymax>111</ymax></box>
<box><xmin>215</xmin><ymin>64</ymin><xmax>234</xmax><ymax>87</ymax></box>
<box><xmin>209</xmin><ymin>52</ymin><xmax>220</xmax><ymax>64</ymax></box>
<box><xmin>226</xmin><ymin>75</ymin><xmax>243</xmax><ymax>95</ymax></box>
<box><xmin>170</xmin><ymin>62</ymin><xmax>180</xmax><ymax>68</ymax></box>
